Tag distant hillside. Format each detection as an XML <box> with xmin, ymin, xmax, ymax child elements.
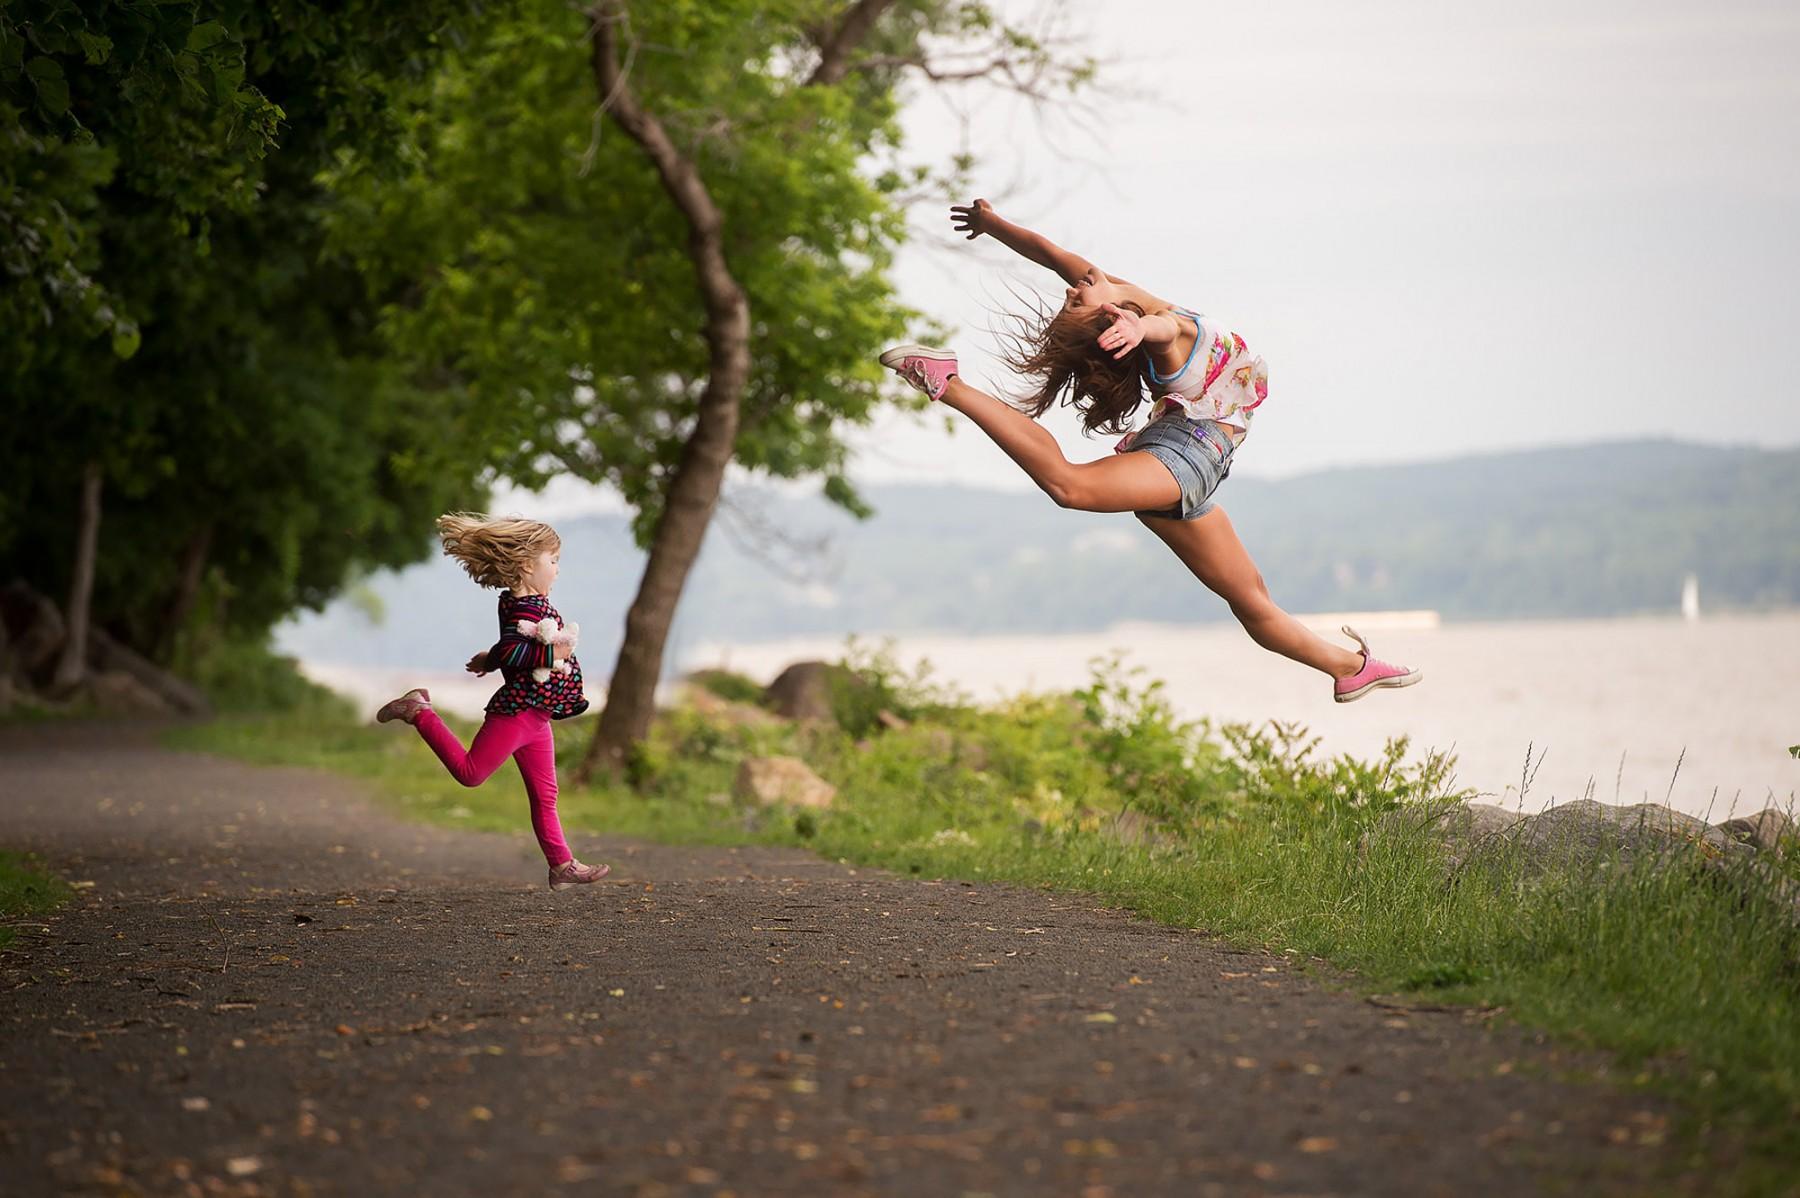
<box><xmin>278</xmin><ymin>440</ymin><xmax>1800</xmax><ymax>670</ymax></box>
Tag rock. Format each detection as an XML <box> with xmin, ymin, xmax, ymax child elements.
<box><xmin>83</xmin><ymin>670</ymin><xmax>173</xmax><ymax>715</ymax></box>
<box><xmin>1378</xmin><ymin>797</ymin><xmax>1798</xmax><ymax>928</ymax></box>
<box><xmin>1513</xmin><ymin>799</ymin><xmax>1745</xmax><ymax>868</ymax></box>
<box><xmin>762</xmin><ymin>661</ymin><xmax>841</xmax><ymax>722</ymax></box>
<box><xmin>1716</xmin><ymin>809</ymin><xmax>1794</xmax><ymax>854</ymax></box>
<box><xmin>87</xmin><ymin>627</ymin><xmax>211</xmax><ymax>716</ymax></box>
<box><xmin>680</xmin><ymin>682</ymin><xmax>778</xmax><ymax>728</ymax></box>
<box><xmin>0</xmin><ymin>581</ymin><xmax>65</xmax><ymax>678</ymax></box>
<box><xmin>1367</xmin><ymin>801</ymin><xmax>1524</xmax><ymax>869</ymax></box>
<box><xmin>734</xmin><ymin>756</ymin><xmax>836</xmax><ymax>810</ymax></box>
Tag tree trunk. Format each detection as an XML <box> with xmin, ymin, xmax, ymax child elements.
<box><xmin>575</xmin><ymin>3</ymin><xmax>754</xmax><ymax>784</ymax></box>
<box><xmin>50</xmin><ymin>461</ymin><xmax>103</xmax><ymax>693</ymax></box>
<box><xmin>156</xmin><ymin>522</ymin><xmax>213</xmax><ymax>661</ymax></box>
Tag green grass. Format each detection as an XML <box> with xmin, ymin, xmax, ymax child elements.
<box><xmin>166</xmin><ymin>653</ymin><xmax>1800</xmax><ymax>1192</ymax></box>
<box><xmin>0</xmin><ymin>852</ymin><xmax>70</xmax><ymax>948</ymax></box>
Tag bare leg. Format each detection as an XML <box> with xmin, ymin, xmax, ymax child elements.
<box><xmin>939</xmin><ymin>376</ymin><xmax>1181</xmax><ymax>512</ymax></box>
<box><xmin>938</xmin><ymin>375</ymin><xmax>1354</xmax><ymax>677</ymax></box>
<box><xmin>1138</xmin><ymin>507</ymin><xmax>1362</xmax><ymax>679</ymax></box>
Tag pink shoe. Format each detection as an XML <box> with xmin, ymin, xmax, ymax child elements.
<box><xmin>375</xmin><ymin>687</ymin><xmax>432</xmax><ymax>725</ymax></box>
<box><xmin>549</xmin><ymin>859</ymin><xmax>610</xmax><ymax>891</ymax></box>
<box><xmin>878</xmin><ymin>344</ymin><xmax>958</xmax><ymax>401</ymax></box>
<box><xmin>1332</xmin><ymin>627</ymin><xmax>1421</xmax><ymax>703</ymax></box>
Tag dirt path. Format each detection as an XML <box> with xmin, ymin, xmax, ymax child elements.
<box><xmin>1</xmin><ymin>723</ymin><xmax>1688</xmax><ymax>1196</ymax></box>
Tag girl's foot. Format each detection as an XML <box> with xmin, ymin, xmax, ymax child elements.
<box><xmin>1332</xmin><ymin>627</ymin><xmax>1421</xmax><ymax>703</ymax></box>
<box><xmin>375</xmin><ymin>687</ymin><xmax>432</xmax><ymax>725</ymax></box>
<box><xmin>549</xmin><ymin>859</ymin><xmax>611</xmax><ymax>891</ymax></box>
<box><xmin>879</xmin><ymin>344</ymin><xmax>959</xmax><ymax>401</ymax></box>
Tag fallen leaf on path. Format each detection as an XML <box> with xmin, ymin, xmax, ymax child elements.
<box><xmin>1298</xmin><ymin>1136</ymin><xmax>1338</xmax><ymax>1154</ymax></box>
<box><xmin>1083</xmin><ymin>1012</ymin><xmax>1117</xmax><ymax>1024</ymax></box>
<box><xmin>225</xmin><ymin>1157</ymin><xmax>261</xmax><ymax>1177</ymax></box>
<box><xmin>1220</xmin><ymin>971</ymin><xmax>1249</xmax><ymax>979</ymax></box>
<box><xmin>335</xmin><ymin>1024</ymin><xmax>355</xmax><ymax>1036</ymax></box>
<box><xmin>180</xmin><ymin>1097</ymin><xmax>209</xmax><ymax>1112</ymax></box>
<box><xmin>1233</xmin><ymin>1057</ymin><xmax>1258</xmax><ymax>1069</ymax></box>
<box><xmin>468</xmin><ymin>1106</ymin><xmax>493</xmax><ymax>1122</ymax></box>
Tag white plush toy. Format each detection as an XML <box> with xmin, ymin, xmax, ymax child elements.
<box><xmin>516</xmin><ymin>617</ymin><xmax>579</xmax><ymax>684</ymax></box>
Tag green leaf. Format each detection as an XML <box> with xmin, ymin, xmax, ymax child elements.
<box><xmin>187</xmin><ymin>21</ymin><xmax>229</xmax><ymax>53</ymax></box>
<box><xmin>823</xmin><ymin>475</ymin><xmax>873</xmax><ymax>520</ymax></box>
<box><xmin>209</xmin><ymin>61</ymin><xmax>245</xmax><ymax>102</ymax></box>
<box><xmin>75</xmin><ymin>31</ymin><xmax>113</xmax><ymax>65</ymax></box>
<box><xmin>110</xmin><ymin>323</ymin><xmax>142</xmax><ymax>360</ymax></box>
<box><xmin>24</xmin><ymin>57</ymin><xmax>70</xmax><ymax>115</ymax></box>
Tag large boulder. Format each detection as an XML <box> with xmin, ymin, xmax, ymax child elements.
<box><xmin>733</xmin><ymin>756</ymin><xmax>836</xmax><ymax>810</ymax></box>
<box><xmin>762</xmin><ymin>661</ymin><xmax>840</xmax><ymax>722</ymax></box>
<box><xmin>0</xmin><ymin>582</ymin><xmax>65</xmax><ymax>679</ymax></box>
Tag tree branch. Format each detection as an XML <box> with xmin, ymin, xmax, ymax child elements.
<box><xmin>806</xmin><ymin>0</ymin><xmax>901</xmax><ymax>87</ymax></box>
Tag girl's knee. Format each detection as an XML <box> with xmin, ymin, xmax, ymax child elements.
<box><xmin>1228</xmin><ymin>590</ymin><xmax>1279</xmax><ymax>629</ymax></box>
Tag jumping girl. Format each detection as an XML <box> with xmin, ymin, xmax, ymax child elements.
<box><xmin>879</xmin><ymin>199</ymin><xmax>1421</xmax><ymax>702</ymax></box>
<box><xmin>375</xmin><ymin>514</ymin><xmax>610</xmax><ymax>889</ymax></box>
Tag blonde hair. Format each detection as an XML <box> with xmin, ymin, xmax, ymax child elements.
<box><xmin>435</xmin><ymin>512</ymin><xmax>561</xmax><ymax>590</ymax></box>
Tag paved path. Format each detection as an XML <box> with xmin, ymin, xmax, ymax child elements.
<box><xmin>0</xmin><ymin>724</ymin><xmax>1686</xmax><ymax>1196</ymax></box>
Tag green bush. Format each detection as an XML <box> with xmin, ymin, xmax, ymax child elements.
<box><xmin>175</xmin><ymin>633</ymin><xmax>354</xmax><ymax>718</ymax></box>
<box><xmin>686</xmin><ymin>668</ymin><xmax>766</xmax><ymax>706</ymax></box>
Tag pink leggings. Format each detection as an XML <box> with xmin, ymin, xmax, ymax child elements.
<box><xmin>414</xmin><ymin>708</ymin><xmax>571</xmax><ymax>867</ymax></box>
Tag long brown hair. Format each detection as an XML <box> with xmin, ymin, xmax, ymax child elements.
<box><xmin>999</xmin><ymin>294</ymin><xmax>1147</xmax><ymax>435</ymax></box>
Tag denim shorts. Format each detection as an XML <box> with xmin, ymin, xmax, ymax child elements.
<box><xmin>1123</xmin><ymin>414</ymin><xmax>1237</xmax><ymax>520</ymax></box>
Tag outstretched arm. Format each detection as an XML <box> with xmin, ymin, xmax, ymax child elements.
<box><xmin>951</xmin><ymin>198</ymin><xmax>1108</xmax><ymax>286</ymax></box>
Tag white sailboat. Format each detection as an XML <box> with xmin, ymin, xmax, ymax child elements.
<box><xmin>1680</xmin><ymin>572</ymin><xmax>1700</xmax><ymax>623</ymax></box>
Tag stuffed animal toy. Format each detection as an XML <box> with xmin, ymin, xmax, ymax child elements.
<box><xmin>515</xmin><ymin>618</ymin><xmax>580</xmax><ymax>684</ymax></box>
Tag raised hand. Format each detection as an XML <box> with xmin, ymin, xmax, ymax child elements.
<box><xmin>1097</xmin><ymin>303</ymin><xmax>1145</xmax><ymax>360</ymax></box>
<box><xmin>950</xmin><ymin>197</ymin><xmax>997</xmax><ymax>240</ymax></box>
<box><xmin>465</xmin><ymin>652</ymin><xmax>491</xmax><ymax>676</ymax></box>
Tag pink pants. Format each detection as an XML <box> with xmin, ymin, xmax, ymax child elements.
<box><xmin>414</xmin><ymin>708</ymin><xmax>571</xmax><ymax>867</ymax></box>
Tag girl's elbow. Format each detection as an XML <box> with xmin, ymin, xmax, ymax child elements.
<box><xmin>1043</xmin><ymin>476</ymin><xmax>1084</xmax><ymax>509</ymax></box>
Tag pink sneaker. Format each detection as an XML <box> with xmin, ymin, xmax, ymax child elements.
<box><xmin>375</xmin><ymin>687</ymin><xmax>432</xmax><ymax>725</ymax></box>
<box><xmin>549</xmin><ymin>859</ymin><xmax>610</xmax><ymax>891</ymax></box>
<box><xmin>1332</xmin><ymin>627</ymin><xmax>1421</xmax><ymax>703</ymax></box>
<box><xmin>878</xmin><ymin>344</ymin><xmax>958</xmax><ymax>401</ymax></box>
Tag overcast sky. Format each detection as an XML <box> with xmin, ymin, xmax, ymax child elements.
<box><xmin>507</xmin><ymin>0</ymin><xmax>1800</xmax><ymax>511</ymax></box>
